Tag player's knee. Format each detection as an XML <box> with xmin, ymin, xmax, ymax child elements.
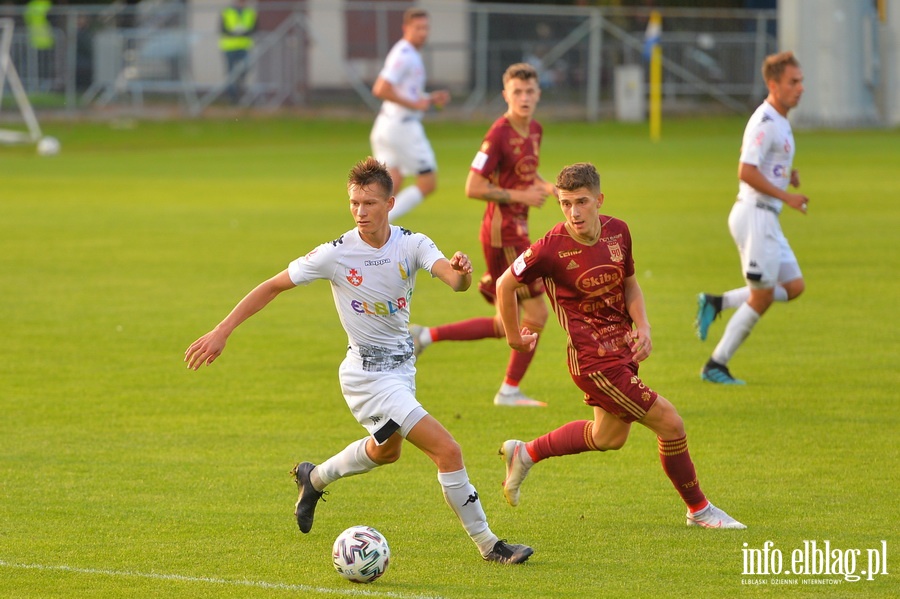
<box><xmin>436</xmin><ymin>439</ymin><xmax>463</xmax><ymax>470</ymax></box>
<box><xmin>417</xmin><ymin>173</ymin><xmax>437</xmax><ymax>196</ymax></box>
<box><xmin>595</xmin><ymin>436</ymin><xmax>627</xmax><ymax>451</ymax></box>
<box><xmin>785</xmin><ymin>279</ymin><xmax>805</xmax><ymax>300</ymax></box>
<box><xmin>372</xmin><ymin>444</ymin><xmax>402</xmax><ymax>465</ymax></box>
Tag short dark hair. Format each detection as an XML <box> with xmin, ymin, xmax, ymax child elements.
<box><xmin>403</xmin><ymin>8</ymin><xmax>428</xmax><ymax>25</ymax></box>
<box><xmin>556</xmin><ymin>162</ymin><xmax>600</xmax><ymax>194</ymax></box>
<box><xmin>502</xmin><ymin>62</ymin><xmax>539</xmax><ymax>86</ymax></box>
<box><xmin>348</xmin><ymin>157</ymin><xmax>393</xmax><ymax>197</ymax></box>
<box><xmin>762</xmin><ymin>51</ymin><xmax>800</xmax><ymax>84</ymax></box>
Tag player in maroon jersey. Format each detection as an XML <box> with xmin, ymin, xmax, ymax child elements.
<box><xmin>495</xmin><ymin>162</ymin><xmax>746</xmax><ymax>529</ymax></box>
<box><xmin>410</xmin><ymin>63</ymin><xmax>556</xmax><ymax>407</ymax></box>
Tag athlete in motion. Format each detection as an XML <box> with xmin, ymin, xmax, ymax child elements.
<box><xmin>496</xmin><ymin>162</ymin><xmax>746</xmax><ymax>529</ymax></box>
<box><xmin>410</xmin><ymin>63</ymin><xmax>555</xmax><ymax>407</ymax></box>
<box><xmin>185</xmin><ymin>157</ymin><xmax>532</xmax><ymax>564</ymax></box>
<box><xmin>370</xmin><ymin>7</ymin><xmax>450</xmax><ymax>222</ymax></box>
<box><xmin>695</xmin><ymin>51</ymin><xmax>809</xmax><ymax>385</ymax></box>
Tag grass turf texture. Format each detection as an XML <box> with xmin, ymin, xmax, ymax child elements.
<box><xmin>1</xmin><ymin>116</ymin><xmax>898</xmax><ymax>598</ymax></box>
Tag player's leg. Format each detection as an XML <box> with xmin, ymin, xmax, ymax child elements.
<box><xmin>500</xmin><ymin>368</ymin><xmax>648</xmax><ymax>507</ymax></box>
<box><xmin>777</xmin><ymin>233</ymin><xmax>804</xmax><ymax>301</ymax></box>
<box><xmin>406</xmin><ymin>415</ymin><xmax>532</xmax><ymax>563</ymax></box>
<box><xmin>389</xmin><ymin>122</ymin><xmax>436</xmax><ymax>222</ymax></box>
<box><xmin>639</xmin><ymin>396</ymin><xmax>745</xmax><ymax>528</ymax></box>
<box><xmin>495</xmin><ymin>293</ymin><xmax>548</xmax><ymax>407</ymax></box>
<box><xmin>370</xmin><ymin>115</ymin><xmax>404</xmax><ymax>195</ymax></box>
<box><xmin>702</xmin><ymin>206</ymin><xmax>778</xmax><ymax>384</ymax></box>
<box><xmin>293</xmin><ymin>361</ymin><xmax>417</xmax><ymax>533</ymax></box>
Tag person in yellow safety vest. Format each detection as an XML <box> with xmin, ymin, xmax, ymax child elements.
<box><xmin>25</xmin><ymin>0</ymin><xmax>55</xmax><ymax>50</ymax></box>
<box><xmin>219</xmin><ymin>0</ymin><xmax>257</xmax><ymax>104</ymax></box>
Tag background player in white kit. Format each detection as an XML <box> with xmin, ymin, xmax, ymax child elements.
<box><xmin>184</xmin><ymin>157</ymin><xmax>533</xmax><ymax>565</ymax></box>
<box><xmin>695</xmin><ymin>51</ymin><xmax>809</xmax><ymax>384</ymax></box>
<box><xmin>371</xmin><ymin>8</ymin><xmax>450</xmax><ymax>222</ymax></box>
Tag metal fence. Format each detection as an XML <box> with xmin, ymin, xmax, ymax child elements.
<box><xmin>0</xmin><ymin>1</ymin><xmax>778</xmax><ymax>120</ymax></box>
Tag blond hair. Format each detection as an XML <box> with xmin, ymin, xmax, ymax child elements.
<box><xmin>762</xmin><ymin>51</ymin><xmax>800</xmax><ymax>84</ymax></box>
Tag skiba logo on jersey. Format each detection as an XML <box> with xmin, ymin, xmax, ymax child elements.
<box><xmin>350</xmin><ymin>288</ymin><xmax>413</xmax><ymax>317</ymax></box>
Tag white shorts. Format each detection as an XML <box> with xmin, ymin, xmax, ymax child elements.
<box><xmin>370</xmin><ymin>114</ymin><xmax>437</xmax><ymax>177</ymax></box>
<box><xmin>728</xmin><ymin>199</ymin><xmax>802</xmax><ymax>289</ymax></box>
<box><xmin>338</xmin><ymin>356</ymin><xmax>428</xmax><ymax>445</ymax></box>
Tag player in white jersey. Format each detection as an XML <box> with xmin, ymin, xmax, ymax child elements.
<box><xmin>370</xmin><ymin>8</ymin><xmax>450</xmax><ymax>222</ymax></box>
<box><xmin>695</xmin><ymin>51</ymin><xmax>809</xmax><ymax>384</ymax></box>
<box><xmin>184</xmin><ymin>157</ymin><xmax>533</xmax><ymax>565</ymax></box>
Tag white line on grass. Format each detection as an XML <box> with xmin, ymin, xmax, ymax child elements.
<box><xmin>0</xmin><ymin>559</ymin><xmax>446</xmax><ymax>599</ymax></box>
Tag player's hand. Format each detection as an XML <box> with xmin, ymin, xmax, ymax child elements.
<box><xmin>785</xmin><ymin>192</ymin><xmax>810</xmax><ymax>215</ymax></box>
<box><xmin>184</xmin><ymin>329</ymin><xmax>227</xmax><ymax>370</ymax></box>
<box><xmin>790</xmin><ymin>169</ymin><xmax>801</xmax><ymax>188</ymax></box>
<box><xmin>430</xmin><ymin>90</ymin><xmax>450</xmax><ymax>110</ymax></box>
<box><xmin>449</xmin><ymin>251</ymin><xmax>473</xmax><ymax>275</ymax></box>
<box><xmin>518</xmin><ymin>184</ymin><xmax>549</xmax><ymax>208</ymax></box>
<box><xmin>509</xmin><ymin>327</ymin><xmax>538</xmax><ymax>353</ymax></box>
<box><xmin>629</xmin><ymin>326</ymin><xmax>652</xmax><ymax>363</ymax></box>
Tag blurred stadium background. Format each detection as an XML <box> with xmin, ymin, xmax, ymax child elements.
<box><xmin>1</xmin><ymin>0</ymin><xmax>898</xmax><ymax>136</ymax></box>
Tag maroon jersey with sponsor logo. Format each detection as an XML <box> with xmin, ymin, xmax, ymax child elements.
<box><xmin>511</xmin><ymin>218</ymin><xmax>636</xmax><ymax>374</ymax></box>
<box><xmin>471</xmin><ymin>116</ymin><xmax>543</xmax><ymax>248</ymax></box>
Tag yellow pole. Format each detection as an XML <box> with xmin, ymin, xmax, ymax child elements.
<box><xmin>650</xmin><ymin>44</ymin><xmax>661</xmax><ymax>142</ymax></box>
<box><xmin>648</xmin><ymin>11</ymin><xmax>662</xmax><ymax>142</ymax></box>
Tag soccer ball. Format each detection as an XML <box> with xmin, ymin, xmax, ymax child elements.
<box><xmin>332</xmin><ymin>525</ymin><xmax>390</xmax><ymax>583</ymax></box>
<box><xmin>37</xmin><ymin>136</ymin><xmax>61</xmax><ymax>156</ymax></box>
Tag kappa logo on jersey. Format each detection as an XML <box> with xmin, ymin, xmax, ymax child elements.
<box><xmin>369</xmin><ymin>415</ymin><xmax>381</xmax><ymax>425</ymax></box>
<box><xmin>608</xmin><ymin>242</ymin><xmax>623</xmax><ymax>263</ymax></box>
<box><xmin>566</xmin><ymin>259</ymin><xmax>580</xmax><ymax>270</ymax></box>
<box><xmin>346</xmin><ymin>268</ymin><xmax>363</xmax><ymax>286</ymax></box>
<box><xmin>330</xmin><ymin>235</ymin><xmax>345</xmax><ymax>247</ymax></box>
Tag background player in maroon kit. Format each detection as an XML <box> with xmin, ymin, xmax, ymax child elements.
<box><xmin>410</xmin><ymin>63</ymin><xmax>556</xmax><ymax>407</ymax></box>
<box><xmin>495</xmin><ymin>162</ymin><xmax>746</xmax><ymax>528</ymax></box>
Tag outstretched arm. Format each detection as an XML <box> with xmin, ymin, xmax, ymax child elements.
<box><xmin>497</xmin><ymin>268</ymin><xmax>537</xmax><ymax>352</ymax></box>
<box><xmin>430</xmin><ymin>251</ymin><xmax>473</xmax><ymax>292</ymax></box>
<box><xmin>623</xmin><ymin>275</ymin><xmax>652</xmax><ymax>363</ymax></box>
<box><xmin>184</xmin><ymin>270</ymin><xmax>295</xmax><ymax>370</ymax></box>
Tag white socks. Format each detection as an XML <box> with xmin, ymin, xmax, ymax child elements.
<box><xmin>388</xmin><ymin>186</ymin><xmax>424</xmax><ymax>222</ymax></box>
<box><xmin>711</xmin><ymin>303</ymin><xmax>760</xmax><ymax>365</ymax></box>
<box><xmin>437</xmin><ymin>468</ymin><xmax>498</xmax><ymax>557</ymax></box>
<box><xmin>314</xmin><ymin>437</ymin><xmax>378</xmax><ymax>489</ymax></box>
<box><xmin>722</xmin><ymin>286</ymin><xmax>788</xmax><ymax>310</ymax></box>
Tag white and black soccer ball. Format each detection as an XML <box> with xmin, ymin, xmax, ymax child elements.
<box><xmin>37</xmin><ymin>136</ymin><xmax>61</xmax><ymax>156</ymax></box>
<box><xmin>332</xmin><ymin>525</ymin><xmax>390</xmax><ymax>583</ymax></box>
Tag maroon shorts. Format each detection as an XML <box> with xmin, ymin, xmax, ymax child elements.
<box><xmin>478</xmin><ymin>241</ymin><xmax>544</xmax><ymax>304</ymax></box>
<box><xmin>572</xmin><ymin>362</ymin><xmax>659</xmax><ymax>423</ymax></box>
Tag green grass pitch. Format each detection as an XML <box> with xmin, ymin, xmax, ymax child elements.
<box><xmin>1</xmin><ymin>115</ymin><xmax>898</xmax><ymax>598</ymax></box>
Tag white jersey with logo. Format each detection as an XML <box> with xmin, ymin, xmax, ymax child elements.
<box><xmin>288</xmin><ymin>226</ymin><xmax>445</xmax><ymax>371</ymax></box>
<box><xmin>377</xmin><ymin>38</ymin><xmax>426</xmax><ymax>121</ymax></box>
<box><xmin>737</xmin><ymin>100</ymin><xmax>795</xmax><ymax>214</ymax></box>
